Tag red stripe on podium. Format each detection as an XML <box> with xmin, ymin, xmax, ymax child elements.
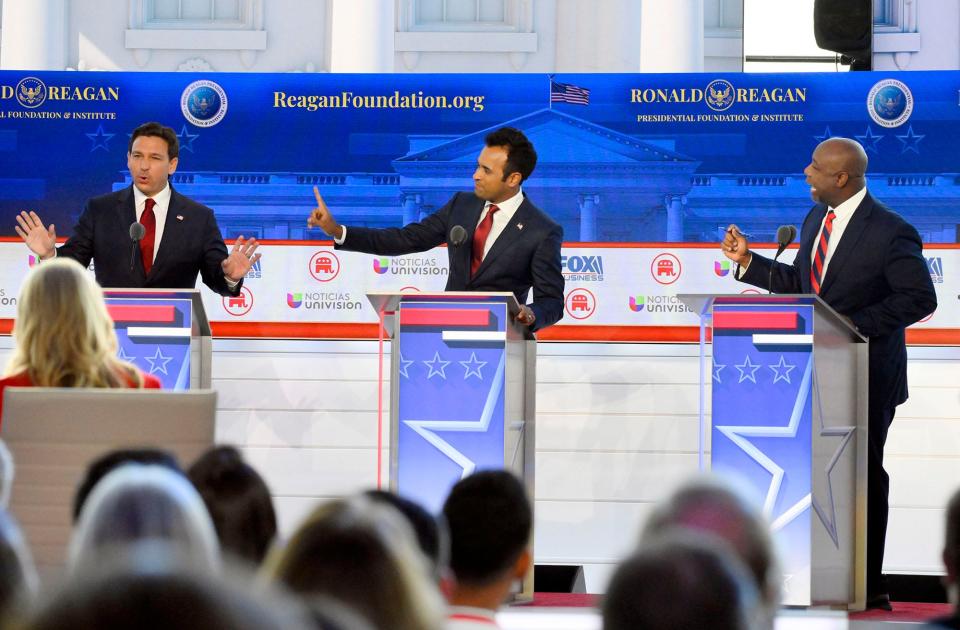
<box><xmin>713</xmin><ymin>311</ymin><xmax>797</xmax><ymax>330</ymax></box>
<box><xmin>106</xmin><ymin>305</ymin><xmax>177</xmax><ymax>323</ymax></box>
<box><xmin>399</xmin><ymin>308</ymin><xmax>490</xmax><ymax>327</ymax></box>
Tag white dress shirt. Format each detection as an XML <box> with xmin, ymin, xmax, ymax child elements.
<box><xmin>810</xmin><ymin>186</ymin><xmax>867</xmax><ymax>279</ymax></box>
<box><xmin>476</xmin><ymin>188</ymin><xmax>523</xmax><ymax>258</ymax></box>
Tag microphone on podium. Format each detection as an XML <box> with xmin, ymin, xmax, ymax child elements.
<box><xmin>449</xmin><ymin>225</ymin><xmax>468</xmax><ymax>247</ymax></box>
<box><xmin>769</xmin><ymin>225</ymin><xmax>797</xmax><ymax>293</ymax></box>
<box><xmin>129</xmin><ymin>221</ymin><xmax>146</xmax><ymax>272</ymax></box>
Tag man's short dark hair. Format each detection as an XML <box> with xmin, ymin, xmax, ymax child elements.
<box><xmin>73</xmin><ymin>448</ymin><xmax>181</xmax><ymax>522</ymax></box>
<box><xmin>364</xmin><ymin>489</ymin><xmax>448</xmax><ymax>579</ymax></box>
<box><xmin>187</xmin><ymin>446</ymin><xmax>277</xmax><ymax>566</ymax></box>
<box><xmin>484</xmin><ymin>127</ymin><xmax>537</xmax><ymax>183</ymax></box>
<box><xmin>442</xmin><ymin>469</ymin><xmax>531</xmax><ymax>586</ymax></box>
<box><xmin>128</xmin><ymin>121</ymin><xmax>179</xmax><ymax>160</ymax></box>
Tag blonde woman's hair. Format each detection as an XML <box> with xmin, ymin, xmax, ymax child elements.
<box><xmin>6</xmin><ymin>258</ymin><xmax>144</xmax><ymax>388</ymax></box>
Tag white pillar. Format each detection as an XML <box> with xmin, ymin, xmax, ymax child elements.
<box><xmin>640</xmin><ymin>0</ymin><xmax>704</xmax><ymax>72</ymax></box>
<box><xmin>328</xmin><ymin>0</ymin><xmax>394</xmax><ymax>72</ymax></box>
<box><xmin>578</xmin><ymin>194</ymin><xmax>600</xmax><ymax>242</ymax></box>
<box><xmin>665</xmin><ymin>195</ymin><xmax>686</xmax><ymax>241</ymax></box>
<box><xmin>402</xmin><ymin>193</ymin><xmax>422</xmax><ymax>226</ymax></box>
<box><xmin>0</xmin><ymin>0</ymin><xmax>68</xmax><ymax>70</ymax></box>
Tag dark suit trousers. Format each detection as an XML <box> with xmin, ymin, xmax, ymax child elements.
<box><xmin>867</xmin><ymin>403</ymin><xmax>896</xmax><ymax>597</ymax></box>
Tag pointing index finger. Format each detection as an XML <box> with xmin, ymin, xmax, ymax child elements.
<box><xmin>313</xmin><ymin>186</ymin><xmax>324</xmax><ymax>208</ymax></box>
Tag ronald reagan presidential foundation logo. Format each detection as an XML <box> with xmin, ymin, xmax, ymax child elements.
<box><xmin>867</xmin><ymin>79</ymin><xmax>913</xmax><ymax>128</ymax></box>
<box><xmin>15</xmin><ymin>77</ymin><xmax>45</xmax><ymax>108</ymax></box>
<box><xmin>181</xmin><ymin>80</ymin><xmax>228</xmax><ymax>128</ymax></box>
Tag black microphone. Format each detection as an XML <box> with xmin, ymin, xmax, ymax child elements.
<box><xmin>769</xmin><ymin>224</ymin><xmax>797</xmax><ymax>293</ymax></box>
<box><xmin>449</xmin><ymin>225</ymin><xmax>468</xmax><ymax>247</ymax></box>
<box><xmin>129</xmin><ymin>221</ymin><xmax>145</xmax><ymax>272</ymax></box>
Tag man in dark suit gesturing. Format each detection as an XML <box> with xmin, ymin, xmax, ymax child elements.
<box><xmin>721</xmin><ymin>137</ymin><xmax>937</xmax><ymax>610</ymax></box>
<box><xmin>15</xmin><ymin>121</ymin><xmax>259</xmax><ymax>296</ymax></box>
<box><xmin>308</xmin><ymin>127</ymin><xmax>564</xmax><ymax>332</ymax></box>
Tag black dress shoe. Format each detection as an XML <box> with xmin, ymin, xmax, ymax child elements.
<box><xmin>866</xmin><ymin>593</ymin><xmax>893</xmax><ymax>611</ymax></box>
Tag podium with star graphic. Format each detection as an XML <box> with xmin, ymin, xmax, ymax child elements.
<box><xmin>369</xmin><ymin>290</ymin><xmax>536</xmax><ymax>596</ymax></box>
<box><xmin>103</xmin><ymin>289</ymin><xmax>212</xmax><ymax>390</ymax></box>
<box><xmin>680</xmin><ymin>294</ymin><xmax>868</xmax><ymax>610</ymax></box>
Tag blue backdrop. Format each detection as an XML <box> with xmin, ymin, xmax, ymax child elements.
<box><xmin>1</xmin><ymin>71</ymin><xmax>956</xmax><ymax>244</ymax></box>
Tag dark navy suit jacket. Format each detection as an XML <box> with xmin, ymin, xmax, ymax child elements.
<box><xmin>337</xmin><ymin>192</ymin><xmax>565</xmax><ymax>332</ymax></box>
<box><xmin>57</xmin><ymin>185</ymin><xmax>240</xmax><ymax>297</ymax></box>
<box><xmin>740</xmin><ymin>191</ymin><xmax>937</xmax><ymax>410</ymax></box>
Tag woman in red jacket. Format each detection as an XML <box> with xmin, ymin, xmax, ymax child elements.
<box><xmin>0</xmin><ymin>258</ymin><xmax>160</xmax><ymax>421</ymax></box>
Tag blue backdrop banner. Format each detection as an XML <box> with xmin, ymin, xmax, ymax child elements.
<box><xmin>1</xmin><ymin>70</ymin><xmax>957</xmax><ymax>245</ymax></box>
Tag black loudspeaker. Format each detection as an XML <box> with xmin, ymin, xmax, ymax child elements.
<box><xmin>813</xmin><ymin>0</ymin><xmax>872</xmax><ymax>69</ymax></box>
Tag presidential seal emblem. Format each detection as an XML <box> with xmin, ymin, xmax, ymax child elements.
<box><xmin>705</xmin><ymin>79</ymin><xmax>735</xmax><ymax>112</ymax></box>
<box><xmin>180</xmin><ymin>80</ymin><xmax>228</xmax><ymax>128</ymax></box>
<box><xmin>867</xmin><ymin>79</ymin><xmax>913</xmax><ymax>128</ymax></box>
<box><xmin>16</xmin><ymin>77</ymin><xmax>47</xmax><ymax>109</ymax></box>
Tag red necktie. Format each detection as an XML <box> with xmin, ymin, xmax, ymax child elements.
<box><xmin>471</xmin><ymin>204</ymin><xmax>499</xmax><ymax>278</ymax></box>
<box><xmin>140</xmin><ymin>197</ymin><xmax>156</xmax><ymax>275</ymax></box>
<box><xmin>810</xmin><ymin>209</ymin><xmax>835</xmax><ymax>294</ymax></box>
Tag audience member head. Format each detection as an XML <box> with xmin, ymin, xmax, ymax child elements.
<box><xmin>69</xmin><ymin>464</ymin><xmax>219</xmax><ymax>574</ymax></box>
<box><xmin>602</xmin><ymin>534</ymin><xmax>759</xmax><ymax>630</ymax></box>
<box><xmin>363</xmin><ymin>489</ymin><xmax>448</xmax><ymax>581</ymax></box>
<box><xmin>25</xmin><ymin>546</ymin><xmax>310</xmax><ymax>630</ymax></box>
<box><xmin>187</xmin><ymin>446</ymin><xmax>277</xmax><ymax>567</ymax></box>
<box><xmin>268</xmin><ymin>496</ymin><xmax>444</xmax><ymax>630</ymax></box>
<box><xmin>304</xmin><ymin>595</ymin><xmax>377</xmax><ymax>630</ymax></box>
<box><xmin>0</xmin><ymin>439</ymin><xmax>13</xmax><ymax>508</ymax></box>
<box><xmin>73</xmin><ymin>447</ymin><xmax>181</xmax><ymax>523</ymax></box>
<box><xmin>7</xmin><ymin>258</ymin><xmax>147</xmax><ymax>388</ymax></box>
<box><xmin>641</xmin><ymin>474</ymin><xmax>780</xmax><ymax>623</ymax></box>
<box><xmin>442</xmin><ymin>469</ymin><xmax>532</xmax><ymax>609</ymax></box>
<box><xmin>0</xmin><ymin>508</ymin><xmax>39</xmax><ymax>620</ymax></box>
<box><xmin>943</xmin><ymin>487</ymin><xmax>960</xmax><ymax>606</ymax></box>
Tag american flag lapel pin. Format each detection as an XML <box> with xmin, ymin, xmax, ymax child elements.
<box><xmin>176</xmin><ymin>215</ymin><xmax>184</xmax><ymax>221</ymax></box>
<box><xmin>517</xmin><ymin>223</ymin><xmax>524</xmax><ymax>230</ymax></box>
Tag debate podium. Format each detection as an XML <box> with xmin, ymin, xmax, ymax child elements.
<box><xmin>679</xmin><ymin>294</ymin><xmax>868</xmax><ymax>610</ymax></box>
<box><xmin>103</xmin><ymin>289</ymin><xmax>212</xmax><ymax>389</ymax></box>
<box><xmin>368</xmin><ymin>291</ymin><xmax>536</xmax><ymax>599</ymax></box>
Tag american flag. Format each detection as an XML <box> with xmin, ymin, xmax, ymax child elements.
<box><xmin>550</xmin><ymin>80</ymin><xmax>590</xmax><ymax>105</ymax></box>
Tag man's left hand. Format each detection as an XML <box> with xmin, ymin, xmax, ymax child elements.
<box><xmin>222</xmin><ymin>235</ymin><xmax>261</xmax><ymax>281</ymax></box>
<box><xmin>515</xmin><ymin>305</ymin><xmax>536</xmax><ymax>327</ymax></box>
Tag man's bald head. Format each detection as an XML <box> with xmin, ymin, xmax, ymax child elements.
<box><xmin>803</xmin><ymin>137</ymin><xmax>868</xmax><ymax>207</ymax></box>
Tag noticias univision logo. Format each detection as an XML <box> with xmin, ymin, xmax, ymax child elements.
<box><xmin>287</xmin><ymin>292</ymin><xmax>303</xmax><ymax>308</ymax></box>
<box><xmin>373</xmin><ymin>258</ymin><xmax>389</xmax><ymax>274</ymax></box>
<box><xmin>628</xmin><ymin>296</ymin><xmax>645</xmax><ymax>312</ymax></box>
<box><xmin>715</xmin><ymin>260</ymin><xmax>731</xmax><ymax>277</ymax></box>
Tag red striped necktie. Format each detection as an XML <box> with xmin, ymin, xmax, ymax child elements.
<box><xmin>140</xmin><ymin>197</ymin><xmax>157</xmax><ymax>275</ymax></box>
<box><xmin>810</xmin><ymin>209</ymin><xmax>835</xmax><ymax>294</ymax></box>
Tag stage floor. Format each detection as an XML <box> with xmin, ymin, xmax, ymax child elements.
<box><xmin>498</xmin><ymin>599</ymin><xmax>952</xmax><ymax>629</ymax></box>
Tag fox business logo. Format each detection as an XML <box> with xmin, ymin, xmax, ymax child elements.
<box><xmin>927</xmin><ymin>257</ymin><xmax>944</xmax><ymax>283</ymax></box>
<box><xmin>631</xmin><ymin>79</ymin><xmax>807</xmax><ymax>112</ymax></box>
<box><xmin>1</xmin><ymin>76</ymin><xmax>120</xmax><ymax>109</ymax></box>
<box><xmin>245</xmin><ymin>258</ymin><xmax>262</xmax><ymax>280</ymax></box>
<box><xmin>561</xmin><ymin>255</ymin><xmax>604</xmax><ymax>282</ymax></box>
